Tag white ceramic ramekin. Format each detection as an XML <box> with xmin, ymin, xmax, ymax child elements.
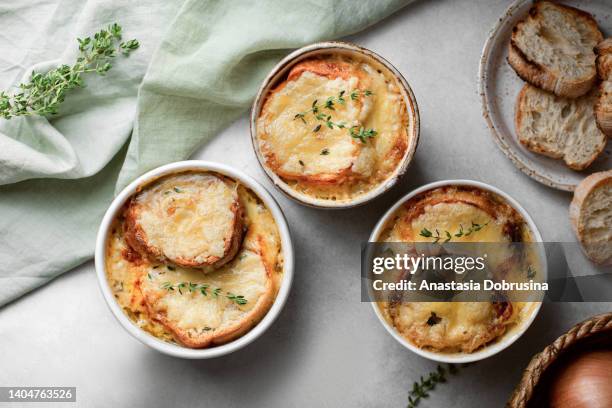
<box><xmin>368</xmin><ymin>180</ymin><xmax>546</xmax><ymax>364</ymax></box>
<box><xmin>94</xmin><ymin>161</ymin><xmax>294</xmax><ymax>359</ymax></box>
<box><xmin>250</xmin><ymin>41</ymin><xmax>420</xmax><ymax>209</ymax></box>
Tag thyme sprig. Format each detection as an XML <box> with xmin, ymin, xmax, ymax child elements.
<box><xmin>293</xmin><ymin>89</ymin><xmax>377</xmax><ymax>144</ymax></box>
<box><xmin>407</xmin><ymin>364</ymin><xmax>459</xmax><ymax>408</ymax></box>
<box><xmin>349</xmin><ymin>126</ymin><xmax>378</xmax><ymax>143</ymax></box>
<box><xmin>0</xmin><ymin>23</ymin><xmax>139</xmax><ymax>119</ymax></box>
<box><xmin>527</xmin><ymin>265</ymin><xmax>536</xmax><ymax>279</ymax></box>
<box><xmin>419</xmin><ymin>222</ymin><xmax>489</xmax><ymax>243</ymax></box>
<box><xmin>159</xmin><ymin>281</ymin><xmax>247</xmax><ymax>305</ymax></box>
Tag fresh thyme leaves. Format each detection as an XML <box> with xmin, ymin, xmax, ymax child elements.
<box><xmin>350</xmin><ymin>89</ymin><xmax>372</xmax><ymax>100</ymax></box>
<box><xmin>527</xmin><ymin>265</ymin><xmax>536</xmax><ymax>279</ymax></box>
<box><xmin>349</xmin><ymin>126</ymin><xmax>378</xmax><ymax>144</ymax></box>
<box><xmin>293</xmin><ymin>89</ymin><xmax>376</xmax><ymax>143</ymax></box>
<box><xmin>455</xmin><ymin>221</ymin><xmax>488</xmax><ymax>237</ymax></box>
<box><xmin>0</xmin><ymin>23</ymin><xmax>139</xmax><ymax>119</ymax></box>
<box><xmin>321</xmin><ymin>148</ymin><xmax>329</xmax><ymax>155</ymax></box>
<box><xmin>159</xmin><ymin>281</ymin><xmax>248</xmax><ymax>305</ymax></box>
<box><xmin>407</xmin><ymin>364</ymin><xmax>459</xmax><ymax>408</ymax></box>
<box><xmin>419</xmin><ymin>222</ymin><xmax>489</xmax><ymax>243</ymax></box>
<box><xmin>119</xmin><ymin>39</ymin><xmax>139</xmax><ymax>55</ymax></box>
<box><xmin>426</xmin><ymin>312</ymin><xmax>442</xmax><ymax>326</ymax></box>
<box><xmin>226</xmin><ymin>293</ymin><xmax>247</xmax><ymax>305</ymax></box>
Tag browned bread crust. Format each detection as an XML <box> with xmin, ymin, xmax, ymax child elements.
<box><xmin>595</xmin><ymin>38</ymin><xmax>612</xmax><ymax>137</ymax></box>
<box><xmin>391</xmin><ymin>186</ymin><xmax>526</xmax><ymax>242</ymax></box>
<box><xmin>508</xmin><ymin>2</ymin><xmax>602</xmax><ymax>98</ymax></box>
<box><xmin>569</xmin><ymin>170</ymin><xmax>612</xmax><ymax>265</ymax></box>
<box><xmin>124</xmin><ymin>174</ymin><xmax>244</xmax><ymax>269</ymax></box>
<box><xmin>515</xmin><ymin>84</ymin><xmax>606</xmax><ymax>170</ymax></box>
<box><xmin>259</xmin><ymin>58</ymin><xmax>369</xmax><ymax>185</ymax></box>
<box><xmin>141</xmin><ymin>237</ymin><xmax>276</xmax><ymax>348</ymax></box>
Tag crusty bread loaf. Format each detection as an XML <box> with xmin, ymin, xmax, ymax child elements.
<box><xmin>595</xmin><ymin>38</ymin><xmax>612</xmax><ymax>137</ymax></box>
<box><xmin>508</xmin><ymin>1</ymin><xmax>603</xmax><ymax>98</ymax></box>
<box><xmin>569</xmin><ymin>170</ymin><xmax>612</xmax><ymax>265</ymax></box>
<box><xmin>515</xmin><ymin>84</ymin><xmax>606</xmax><ymax>170</ymax></box>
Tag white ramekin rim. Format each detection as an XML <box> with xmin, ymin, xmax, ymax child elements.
<box><xmin>94</xmin><ymin>160</ymin><xmax>294</xmax><ymax>359</ymax></box>
<box><xmin>250</xmin><ymin>40</ymin><xmax>420</xmax><ymax>209</ymax></box>
<box><xmin>367</xmin><ymin>179</ymin><xmax>545</xmax><ymax>364</ymax></box>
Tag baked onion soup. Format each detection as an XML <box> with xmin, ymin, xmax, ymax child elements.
<box><xmin>105</xmin><ymin>171</ymin><xmax>284</xmax><ymax>348</ymax></box>
<box><xmin>376</xmin><ymin>186</ymin><xmax>540</xmax><ymax>354</ymax></box>
<box><xmin>256</xmin><ymin>54</ymin><xmax>411</xmax><ymax>203</ymax></box>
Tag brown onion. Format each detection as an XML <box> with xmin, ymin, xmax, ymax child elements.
<box><xmin>549</xmin><ymin>350</ymin><xmax>612</xmax><ymax>408</ymax></box>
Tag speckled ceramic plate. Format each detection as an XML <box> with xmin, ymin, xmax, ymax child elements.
<box><xmin>479</xmin><ymin>0</ymin><xmax>612</xmax><ymax>192</ymax></box>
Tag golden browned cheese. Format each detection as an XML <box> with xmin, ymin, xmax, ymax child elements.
<box><xmin>257</xmin><ymin>55</ymin><xmax>409</xmax><ymax>202</ymax></box>
<box><xmin>106</xmin><ymin>175</ymin><xmax>283</xmax><ymax>348</ymax></box>
<box><xmin>124</xmin><ymin>173</ymin><xmax>244</xmax><ymax>268</ymax></box>
<box><xmin>377</xmin><ymin>186</ymin><xmax>539</xmax><ymax>353</ymax></box>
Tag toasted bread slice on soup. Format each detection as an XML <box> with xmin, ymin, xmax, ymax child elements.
<box><xmin>595</xmin><ymin>38</ymin><xmax>612</xmax><ymax>137</ymax></box>
<box><xmin>258</xmin><ymin>58</ymin><xmax>376</xmax><ymax>184</ymax></box>
<box><xmin>385</xmin><ymin>185</ymin><xmax>528</xmax><ymax>244</ymax></box>
<box><xmin>124</xmin><ymin>173</ymin><xmax>244</xmax><ymax>269</ymax></box>
<box><xmin>140</xmin><ymin>240</ymin><xmax>275</xmax><ymax>348</ymax></box>
<box><xmin>570</xmin><ymin>170</ymin><xmax>612</xmax><ymax>266</ymax></box>
<box><xmin>515</xmin><ymin>84</ymin><xmax>606</xmax><ymax>170</ymax></box>
<box><xmin>508</xmin><ymin>1</ymin><xmax>603</xmax><ymax>98</ymax></box>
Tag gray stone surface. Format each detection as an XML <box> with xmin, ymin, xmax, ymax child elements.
<box><xmin>1</xmin><ymin>1</ymin><xmax>609</xmax><ymax>407</ymax></box>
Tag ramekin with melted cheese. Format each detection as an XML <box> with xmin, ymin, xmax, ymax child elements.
<box><xmin>102</xmin><ymin>168</ymin><xmax>285</xmax><ymax>351</ymax></box>
<box><xmin>252</xmin><ymin>43</ymin><xmax>419</xmax><ymax>208</ymax></box>
<box><xmin>370</xmin><ymin>181</ymin><xmax>543</xmax><ymax>363</ymax></box>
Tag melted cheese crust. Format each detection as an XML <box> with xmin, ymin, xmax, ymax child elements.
<box><xmin>259</xmin><ymin>72</ymin><xmax>366</xmax><ymax>181</ymax></box>
<box><xmin>125</xmin><ymin>173</ymin><xmax>242</xmax><ymax>268</ymax></box>
<box><xmin>105</xmin><ymin>174</ymin><xmax>283</xmax><ymax>348</ymax></box>
<box><xmin>378</xmin><ymin>186</ymin><xmax>537</xmax><ymax>354</ymax></box>
<box><xmin>257</xmin><ymin>55</ymin><xmax>409</xmax><ymax>202</ymax></box>
<box><xmin>140</xmin><ymin>247</ymin><xmax>272</xmax><ymax>348</ymax></box>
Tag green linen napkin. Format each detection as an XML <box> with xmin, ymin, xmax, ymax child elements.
<box><xmin>0</xmin><ymin>0</ymin><xmax>414</xmax><ymax>306</ymax></box>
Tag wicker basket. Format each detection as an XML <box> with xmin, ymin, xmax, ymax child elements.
<box><xmin>507</xmin><ymin>312</ymin><xmax>612</xmax><ymax>407</ymax></box>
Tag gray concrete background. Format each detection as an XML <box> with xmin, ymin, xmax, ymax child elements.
<box><xmin>1</xmin><ymin>1</ymin><xmax>610</xmax><ymax>407</ymax></box>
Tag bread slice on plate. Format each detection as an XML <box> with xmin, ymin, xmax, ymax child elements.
<box><xmin>569</xmin><ymin>170</ymin><xmax>612</xmax><ymax>265</ymax></box>
<box><xmin>515</xmin><ymin>84</ymin><xmax>606</xmax><ymax>170</ymax></box>
<box><xmin>595</xmin><ymin>38</ymin><xmax>612</xmax><ymax>137</ymax></box>
<box><xmin>124</xmin><ymin>172</ymin><xmax>244</xmax><ymax>269</ymax></box>
<box><xmin>508</xmin><ymin>1</ymin><xmax>603</xmax><ymax>98</ymax></box>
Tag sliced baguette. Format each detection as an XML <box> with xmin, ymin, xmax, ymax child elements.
<box><xmin>595</xmin><ymin>38</ymin><xmax>612</xmax><ymax>137</ymax></box>
<box><xmin>569</xmin><ymin>170</ymin><xmax>612</xmax><ymax>265</ymax></box>
<box><xmin>515</xmin><ymin>84</ymin><xmax>606</xmax><ymax>170</ymax></box>
<box><xmin>508</xmin><ymin>1</ymin><xmax>603</xmax><ymax>98</ymax></box>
